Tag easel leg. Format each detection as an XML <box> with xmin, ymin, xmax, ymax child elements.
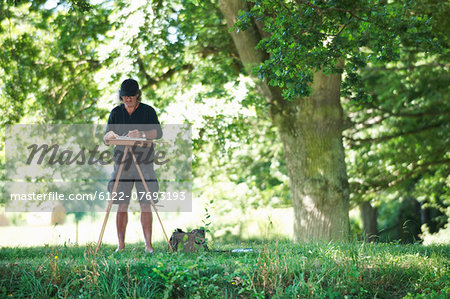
<box><xmin>129</xmin><ymin>148</ymin><xmax>174</xmax><ymax>252</ymax></box>
<box><xmin>95</xmin><ymin>146</ymin><xmax>129</xmax><ymax>255</ymax></box>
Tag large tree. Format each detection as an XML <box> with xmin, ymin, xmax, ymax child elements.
<box><xmin>218</xmin><ymin>0</ymin><xmax>349</xmax><ymax>241</ymax></box>
<box><xmin>216</xmin><ymin>0</ymin><xmax>442</xmax><ymax>241</ymax></box>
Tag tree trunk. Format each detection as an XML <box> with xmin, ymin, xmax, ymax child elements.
<box><xmin>219</xmin><ymin>0</ymin><xmax>350</xmax><ymax>241</ymax></box>
<box><xmin>270</xmin><ymin>72</ymin><xmax>350</xmax><ymax>241</ymax></box>
<box><xmin>359</xmin><ymin>202</ymin><xmax>378</xmax><ymax>242</ymax></box>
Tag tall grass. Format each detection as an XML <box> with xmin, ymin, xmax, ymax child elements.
<box><xmin>0</xmin><ymin>240</ymin><xmax>448</xmax><ymax>298</ymax></box>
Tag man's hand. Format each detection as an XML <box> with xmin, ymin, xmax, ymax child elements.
<box><xmin>104</xmin><ymin>131</ymin><xmax>118</xmax><ymax>141</ymax></box>
<box><xmin>127</xmin><ymin>129</ymin><xmax>142</xmax><ymax>138</ymax></box>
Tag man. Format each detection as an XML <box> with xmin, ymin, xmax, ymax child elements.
<box><xmin>104</xmin><ymin>78</ymin><xmax>162</xmax><ymax>253</ymax></box>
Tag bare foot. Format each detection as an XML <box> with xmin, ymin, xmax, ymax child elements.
<box><xmin>144</xmin><ymin>246</ymin><xmax>154</xmax><ymax>254</ymax></box>
<box><xmin>115</xmin><ymin>246</ymin><xmax>125</xmax><ymax>253</ymax></box>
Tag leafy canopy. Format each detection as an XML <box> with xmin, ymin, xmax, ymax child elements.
<box><xmin>235</xmin><ymin>0</ymin><xmax>442</xmax><ymax>101</ymax></box>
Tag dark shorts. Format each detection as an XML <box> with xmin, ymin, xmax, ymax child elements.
<box><xmin>108</xmin><ymin>159</ymin><xmax>159</xmax><ymax>205</ymax></box>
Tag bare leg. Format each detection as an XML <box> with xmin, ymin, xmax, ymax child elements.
<box><xmin>116</xmin><ymin>203</ymin><xmax>129</xmax><ymax>251</ymax></box>
<box><xmin>140</xmin><ymin>202</ymin><xmax>153</xmax><ymax>253</ymax></box>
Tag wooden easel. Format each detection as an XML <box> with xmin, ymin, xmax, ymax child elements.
<box><xmin>95</xmin><ymin>138</ymin><xmax>173</xmax><ymax>254</ymax></box>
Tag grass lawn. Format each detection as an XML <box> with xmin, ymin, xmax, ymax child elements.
<box><xmin>0</xmin><ymin>240</ymin><xmax>448</xmax><ymax>298</ymax></box>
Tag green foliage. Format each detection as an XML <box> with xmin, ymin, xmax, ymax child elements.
<box><xmin>232</xmin><ymin>0</ymin><xmax>449</xmax><ymax>240</ymax></box>
<box><xmin>0</xmin><ymin>1</ymin><xmax>111</xmax><ymax>124</ymax></box>
<box><xmin>0</xmin><ymin>241</ymin><xmax>448</xmax><ymax>298</ymax></box>
<box><xmin>342</xmin><ymin>0</ymin><xmax>449</xmax><ymax>235</ymax></box>
<box><xmin>0</xmin><ymin>1</ymin><xmax>112</xmax><ymax>209</ymax></box>
<box><xmin>235</xmin><ymin>0</ymin><xmax>443</xmax><ymax>101</ymax></box>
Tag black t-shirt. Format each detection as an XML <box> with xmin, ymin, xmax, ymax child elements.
<box><xmin>106</xmin><ymin>103</ymin><xmax>162</xmax><ymax>137</ymax></box>
<box><xmin>106</xmin><ymin>102</ymin><xmax>162</xmax><ymax>162</ymax></box>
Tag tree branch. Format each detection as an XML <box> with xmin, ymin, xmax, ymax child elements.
<box><xmin>135</xmin><ymin>53</ymin><xmax>193</xmax><ymax>90</ymax></box>
<box><xmin>136</xmin><ymin>54</ymin><xmax>155</xmax><ymax>86</ymax></box>
<box><xmin>331</xmin><ymin>21</ymin><xmax>350</xmax><ymax>37</ymax></box>
<box><xmin>366</xmin><ymin>62</ymin><xmax>450</xmax><ymax>71</ymax></box>
<box><xmin>387</xmin><ymin>159</ymin><xmax>450</xmax><ymax>189</ymax></box>
<box><xmin>344</xmin><ymin>112</ymin><xmax>390</xmax><ymax>131</ymax></box>
<box><xmin>66</xmin><ymin>99</ymin><xmax>97</xmax><ymax>121</ymax></box>
<box><xmin>354</xmin><ymin>158</ymin><xmax>450</xmax><ymax>195</ymax></box>
<box><xmin>345</xmin><ymin>122</ymin><xmax>445</xmax><ymax>145</ymax></box>
<box><xmin>35</xmin><ymin>59</ymin><xmax>100</xmax><ymax>69</ymax></box>
<box><xmin>295</xmin><ymin>0</ymin><xmax>370</xmax><ymax>22</ymax></box>
<box><xmin>366</xmin><ymin>101</ymin><xmax>450</xmax><ymax>118</ymax></box>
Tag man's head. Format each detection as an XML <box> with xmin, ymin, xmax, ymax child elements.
<box><xmin>120</xmin><ymin>79</ymin><xmax>142</xmax><ymax>102</ymax></box>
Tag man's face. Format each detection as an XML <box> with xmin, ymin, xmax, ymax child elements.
<box><xmin>122</xmin><ymin>95</ymin><xmax>138</xmax><ymax>108</ymax></box>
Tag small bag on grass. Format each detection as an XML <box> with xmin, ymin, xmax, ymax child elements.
<box><xmin>169</xmin><ymin>228</ymin><xmax>207</xmax><ymax>252</ymax></box>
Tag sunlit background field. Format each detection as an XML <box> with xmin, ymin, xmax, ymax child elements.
<box><xmin>0</xmin><ymin>202</ymin><xmax>295</xmax><ymax>248</ymax></box>
<box><xmin>2</xmin><ymin>203</ymin><xmax>448</xmax><ymax>248</ymax></box>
